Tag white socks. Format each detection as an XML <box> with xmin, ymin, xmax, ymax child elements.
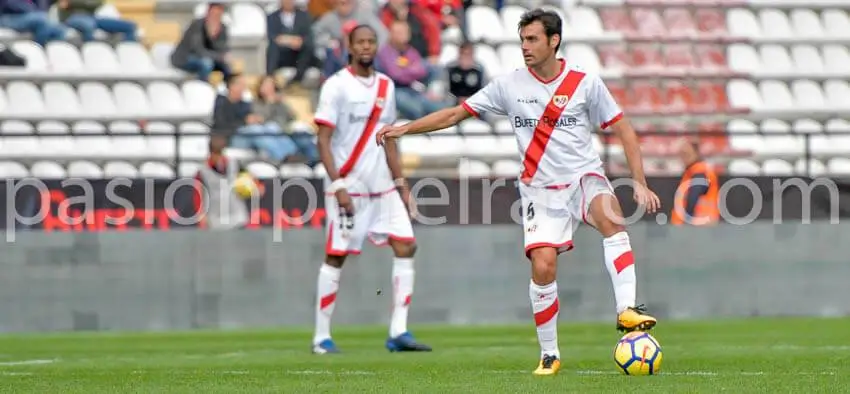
<box><xmin>313</xmin><ymin>258</ymin><xmax>415</xmax><ymax>344</ymax></box>
<box><xmin>602</xmin><ymin>231</ymin><xmax>637</xmax><ymax>313</ymax></box>
<box><xmin>529</xmin><ymin>280</ymin><xmax>560</xmax><ymax>359</ymax></box>
<box><xmin>390</xmin><ymin>257</ymin><xmax>415</xmax><ymax>338</ymax></box>
<box><xmin>313</xmin><ymin>263</ymin><xmax>341</xmax><ymax>344</ymax></box>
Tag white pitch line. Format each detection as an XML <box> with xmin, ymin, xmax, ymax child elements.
<box><xmin>484</xmin><ymin>369</ymin><xmax>838</xmax><ymax>377</ymax></box>
<box><xmin>0</xmin><ymin>359</ymin><xmax>56</xmax><ymax>366</ymax></box>
<box><xmin>286</xmin><ymin>370</ymin><xmax>377</xmax><ymax>376</ymax></box>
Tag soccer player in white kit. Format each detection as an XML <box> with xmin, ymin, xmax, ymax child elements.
<box><xmin>311</xmin><ymin>25</ymin><xmax>432</xmax><ymax>355</ymax></box>
<box><xmin>377</xmin><ymin>9</ymin><xmax>661</xmax><ymax>375</ymax></box>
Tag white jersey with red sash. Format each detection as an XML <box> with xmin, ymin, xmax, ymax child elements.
<box><xmin>314</xmin><ymin>67</ymin><xmax>397</xmax><ymax>196</ymax></box>
<box><xmin>462</xmin><ymin>60</ymin><xmax>624</xmax><ymax>255</ymax></box>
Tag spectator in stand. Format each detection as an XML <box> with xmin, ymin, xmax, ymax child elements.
<box><xmin>57</xmin><ymin>0</ymin><xmax>137</xmax><ymax>42</ymax></box>
<box><xmin>253</xmin><ymin>75</ymin><xmax>320</xmax><ymax>166</ymax></box>
<box><xmin>376</xmin><ymin>20</ymin><xmax>445</xmax><ymax>120</ymax></box>
<box><xmin>446</xmin><ymin>41</ymin><xmax>484</xmax><ymax>104</ymax></box>
<box><xmin>213</xmin><ymin>74</ymin><xmax>300</xmax><ymax>164</ymax></box>
<box><xmin>266</xmin><ymin>0</ymin><xmax>317</xmax><ymax>87</ymax></box>
<box><xmin>313</xmin><ymin>0</ymin><xmax>387</xmax><ymax>57</ymax></box>
<box><xmin>322</xmin><ymin>19</ymin><xmax>357</xmax><ymax>79</ymax></box>
<box><xmin>171</xmin><ymin>2</ymin><xmax>232</xmax><ymax>82</ymax></box>
<box><xmin>379</xmin><ymin>0</ymin><xmax>441</xmax><ymax>64</ymax></box>
<box><xmin>416</xmin><ymin>0</ymin><xmax>464</xmax><ymax>34</ymax></box>
<box><xmin>0</xmin><ymin>0</ymin><xmax>66</xmax><ymax>46</ymax></box>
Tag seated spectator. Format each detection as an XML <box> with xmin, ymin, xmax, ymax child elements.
<box><xmin>171</xmin><ymin>2</ymin><xmax>232</xmax><ymax>82</ymax></box>
<box><xmin>446</xmin><ymin>41</ymin><xmax>484</xmax><ymax>104</ymax></box>
<box><xmin>0</xmin><ymin>0</ymin><xmax>66</xmax><ymax>46</ymax></box>
<box><xmin>416</xmin><ymin>0</ymin><xmax>464</xmax><ymax>34</ymax></box>
<box><xmin>253</xmin><ymin>76</ymin><xmax>320</xmax><ymax>166</ymax></box>
<box><xmin>57</xmin><ymin>0</ymin><xmax>137</xmax><ymax>42</ymax></box>
<box><xmin>376</xmin><ymin>20</ymin><xmax>445</xmax><ymax>120</ymax></box>
<box><xmin>322</xmin><ymin>20</ymin><xmax>356</xmax><ymax>79</ymax></box>
<box><xmin>313</xmin><ymin>0</ymin><xmax>387</xmax><ymax>58</ymax></box>
<box><xmin>266</xmin><ymin>0</ymin><xmax>318</xmax><ymax>86</ymax></box>
<box><xmin>379</xmin><ymin>0</ymin><xmax>441</xmax><ymax>64</ymax></box>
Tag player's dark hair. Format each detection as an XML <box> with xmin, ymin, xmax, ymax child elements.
<box><xmin>224</xmin><ymin>73</ymin><xmax>242</xmax><ymax>88</ymax></box>
<box><xmin>518</xmin><ymin>8</ymin><xmax>563</xmax><ymax>53</ymax></box>
<box><xmin>348</xmin><ymin>24</ymin><xmax>376</xmax><ymax>46</ymax></box>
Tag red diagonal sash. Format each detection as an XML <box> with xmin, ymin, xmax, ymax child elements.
<box><xmin>339</xmin><ymin>77</ymin><xmax>390</xmax><ymax>178</ymax></box>
<box><xmin>520</xmin><ymin>70</ymin><xmax>586</xmax><ymax>184</ymax></box>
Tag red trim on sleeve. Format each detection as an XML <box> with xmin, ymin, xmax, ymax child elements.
<box><xmin>601</xmin><ymin>112</ymin><xmax>624</xmax><ymax>130</ymax></box>
<box><xmin>314</xmin><ymin>118</ymin><xmax>335</xmax><ymax>129</ymax></box>
<box><xmin>461</xmin><ymin>101</ymin><xmax>479</xmax><ymax>118</ymax></box>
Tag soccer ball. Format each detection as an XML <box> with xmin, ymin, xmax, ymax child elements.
<box><xmin>613</xmin><ymin>331</ymin><xmax>663</xmax><ymax>376</ymax></box>
<box><xmin>232</xmin><ymin>172</ymin><xmax>259</xmax><ymax>199</ymax></box>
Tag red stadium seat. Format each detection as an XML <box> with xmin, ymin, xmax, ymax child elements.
<box><xmin>598</xmin><ymin>44</ymin><xmax>631</xmax><ymax>68</ymax></box>
<box><xmin>663</xmin><ymin>81</ymin><xmax>693</xmax><ymax>114</ymax></box>
<box><xmin>607</xmin><ymin>82</ymin><xmax>630</xmax><ymax>109</ymax></box>
<box><xmin>664</xmin><ymin>44</ymin><xmax>697</xmax><ymax>71</ymax></box>
<box><xmin>629</xmin><ymin>81</ymin><xmax>663</xmax><ymax>114</ymax></box>
<box><xmin>599</xmin><ymin>8</ymin><xmax>635</xmax><ymax>34</ymax></box>
<box><xmin>697</xmin><ymin>121</ymin><xmax>730</xmax><ymax>153</ymax></box>
<box><xmin>663</xmin><ymin>8</ymin><xmax>697</xmax><ymax>38</ymax></box>
<box><xmin>631</xmin><ymin>8</ymin><xmax>666</xmax><ymax>38</ymax></box>
<box><xmin>694</xmin><ymin>44</ymin><xmax>728</xmax><ymax>70</ymax></box>
<box><xmin>695</xmin><ymin>9</ymin><xmax>727</xmax><ymax>36</ymax></box>
<box><xmin>631</xmin><ymin>44</ymin><xmax>664</xmax><ymax>70</ymax></box>
<box><xmin>691</xmin><ymin>81</ymin><xmax>728</xmax><ymax>112</ymax></box>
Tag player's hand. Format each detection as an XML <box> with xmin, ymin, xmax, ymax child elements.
<box><xmin>633</xmin><ymin>182</ymin><xmax>661</xmax><ymax>214</ymax></box>
<box><xmin>335</xmin><ymin>188</ymin><xmax>354</xmax><ymax>214</ymax></box>
<box><xmin>376</xmin><ymin>124</ymin><xmax>408</xmax><ymax>146</ymax></box>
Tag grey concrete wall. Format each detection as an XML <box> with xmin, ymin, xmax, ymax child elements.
<box><xmin>0</xmin><ymin>223</ymin><xmax>848</xmax><ymax>332</ymax></box>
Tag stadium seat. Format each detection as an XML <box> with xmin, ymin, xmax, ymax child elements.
<box><xmin>631</xmin><ymin>44</ymin><xmax>663</xmax><ymax>71</ymax></box>
<box><xmin>0</xmin><ymin>161</ymin><xmax>29</xmax><ymax>178</ymax></box>
<box><xmin>664</xmin><ymin>44</ymin><xmax>696</xmax><ymax>71</ymax></box>
<box><xmin>791</xmin><ymin>45</ymin><xmax>825</xmax><ymax>76</ymax></box>
<box><xmin>566</xmin><ymin>7</ymin><xmax>605</xmax><ymax>37</ymax></box>
<box><xmin>46</xmin><ymin>41</ymin><xmax>84</xmax><ymax>74</ymax></box>
<box><xmin>727</xmin><ymin>44</ymin><xmax>759</xmax><ymax>73</ymax></box>
<box><xmin>178</xmin><ymin>161</ymin><xmax>201</xmax><ymax>177</ymax></box>
<box><xmin>694</xmin><ymin>44</ymin><xmax>727</xmax><ymax>70</ymax></box>
<box><xmin>458</xmin><ymin>118</ymin><xmax>492</xmax><ymax>135</ymax></box>
<box><xmin>72</xmin><ymin>121</ymin><xmax>111</xmax><ymax>158</ymax></box>
<box><xmin>279</xmin><ymin>163</ymin><xmax>314</xmax><ymax>178</ymax></box>
<box><xmin>109</xmin><ymin>121</ymin><xmax>141</xmax><ymax>134</ymax></box>
<box><xmin>565</xmin><ymin>44</ymin><xmax>601</xmax><ymax>73</ymax></box>
<box><xmin>466</xmin><ymin>6</ymin><xmax>503</xmax><ymax>43</ymax></box>
<box><xmin>497</xmin><ymin>44</ymin><xmax>525</xmax><ymax>74</ymax></box>
<box><xmin>823</xmin><ymin>80</ymin><xmax>850</xmax><ymax>110</ymax></box>
<box><xmin>150</xmin><ymin>43</ymin><xmax>176</xmax><ymax>70</ymax></box>
<box><xmin>790</xmin><ymin>9</ymin><xmax>824</xmax><ymax>38</ymax></box>
<box><xmin>79</xmin><ymin>82</ymin><xmax>118</xmax><ymax>116</ymax></box>
<box><xmin>474</xmin><ymin>44</ymin><xmax>501</xmax><ymax>77</ymax></box>
<box><xmin>727</xmin><ymin>159</ymin><xmax>761</xmax><ymax>175</ymax></box>
<box><xmin>11</xmin><ymin>41</ymin><xmax>47</xmax><ymax>71</ymax></box>
<box><xmin>760</xmin><ymin>45</ymin><xmax>794</xmax><ymax>75</ymax></box>
<box><xmin>597</xmin><ymin>44</ymin><xmax>629</xmax><ymax>69</ymax></box>
<box><xmin>144</xmin><ymin>122</ymin><xmax>176</xmax><ymax>159</ymax></box>
<box><xmin>112</xmin><ymin>82</ymin><xmax>149</xmax><ymax>115</ymax></box>
<box><xmin>31</xmin><ymin>161</ymin><xmax>67</xmax><ymax>179</ymax></box>
<box><xmin>726</xmin><ymin>8</ymin><xmax>760</xmax><ymax>38</ymax></box>
<box><xmin>762</xmin><ymin>159</ymin><xmax>794</xmax><ymax>175</ymax></box>
<box><xmin>180</xmin><ymin>122</ymin><xmax>211</xmax><ymax>134</ymax></box>
<box><xmin>663</xmin><ymin>8</ymin><xmax>697</xmax><ymax>38</ymax></box>
<box><xmin>182</xmin><ymin>81</ymin><xmax>217</xmax><ymax>116</ymax></box>
<box><xmin>823</xmin><ymin>45</ymin><xmax>850</xmax><ymax>75</ymax></box>
<box><xmin>827</xmin><ymin>158</ymin><xmax>850</xmax><ymax>175</ymax></box>
<box><xmin>438</xmin><ymin>43</ymin><xmax>458</xmax><ymax>66</ymax></box>
<box><xmin>600</xmin><ymin>8</ymin><xmax>634</xmax><ymax>35</ymax></box>
<box><xmin>457</xmin><ymin>159</ymin><xmax>491</xmax><ymax>178</ymax></box>
<box><xmin>67</xmin><ymin>160</ymin><xmax>104</xmax><ymax>178</ymax></box>
<box><xmin>822</xmin><ymin>9</ymin><xmax>850</xmax><ymax>38</ymax></box>
<box><xmin>38</xmin><ymin>121</ymin><xmax>73</xmax><ymax>156</ymax></box>
<box><xmin>793</xmin><ymin>118</ymin><xmax>824</xmax><ymax>134</ymax></box>
<box><xmin>500</xmin><ymin>5</ymin><xmax>527</xmax><ymax>42</ymax></box>
<box><xmin>247</xmin><ymin>162</ymin><xmax>279</xmax><ymax>179</ymax></box>
<box><xmin>103</xmin><ymin>161</ymin><xmax>140</xmax><ymax>178</ymax></box>
<box><xmin>6</xmin><ymin>81</ymin><xmax>45</xmax><ymax>115</ymax></box>
<box><xmin>790</xmin><ymin>80</ymin><xmax>826</xmax><ymax>111</ymax></box>
<box><xmin>727</xmin><ymin>79</ymin><xmax>761</xmax><ymax>111</ymax></box>
<box><xmin>759</xmin><ymin>9</ymin><xmax>793</xmax><ymax>39</ymax></box>
<box><xmin>147</xmin><ymin>82</ymin><xmax>185</xmax><ymax>114</ymax></box>
<box><xmin>825</xmin><ymin>118</ymin><xmax>850</xmax><ymax>133</ymax></box>
<box><xmin>116</xmin><ymin>42</ymin><xmax>157</xmax><ymax>74</ymax></box>
<box><xmin>794</xmin><ymin>159</ymin><xmax>826</xmax><ymax>177</ymax></box>
<box><xmin>313</xmin><ymin>163</ymin><xmax>327</xmax><ymax>178</ymax></box>
<box><xmin>759</xmin><ymin>81</ymin><xmax>794</xmax><ymax>111</ymax></box>
<box><xmin>491</xmin><ymin>159</ymin><xmax>521</xmax><ymax>177</ymax></box>
<box><xmin>0</xmin><ymin>121</ymin><xmax>38</xmax><ymax>157</ymax></box>
<box><xmin>43</xmin><ymin>81</ymin><xmax>81</xmax><ymax>115</ymax></box>
<box><xmin>139</xmin><ymin>161</ymin><xmax>176</xmax><ymax>178</ymax></box>
<box><xmin>695</xmin><ymin>8</ymin><xmax>727</xmax><ymax>36</ymax></box>
<box><xmin>82</xmin><ymin>42</ymin><xmax>119</xmax><ymax>74</ymax></box>
<box><xmin>229</xmin><ymin>3</ymin><xmax>266</xmax><ymax>38</ymax></box>
<box><xmin>179</xmin><ymin>136</ymin><xmax>209</xmax><ymax>161</ymax></box>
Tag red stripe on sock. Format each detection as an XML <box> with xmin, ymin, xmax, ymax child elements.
<box><xmin>403</xmin><ymin>295</ymin><xmax>411</xmax><ymax>306</ymax></box>
<box><xmin>614</xmin><ymin>251</ymin><xmax>634</xmax><ymax>274</ymax></box>
<box><xmin>320</xmin><ymin>293</ymin><xmax>337</xmax><ymax>309</ymax></box>
<box><xmin>534</xmin><ymin>299</ymin><xmax>559</xmax><ymax>326</ymax></box>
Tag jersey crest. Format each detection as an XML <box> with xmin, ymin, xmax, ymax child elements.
<box><xmin>552</xmin><ymin>95</ymin><xmax>569</xmax><ymax>108</ymax></box>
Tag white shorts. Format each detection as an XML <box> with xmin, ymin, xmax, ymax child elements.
<box><xmin>520</xmin><ymin>172</ymin><xmax>615</xmax><ymax>258</ymax></box>
<box><xmin>325</xmin><ymin>189</ymin><xmax>415</xmax><ymax>256</ymax></box>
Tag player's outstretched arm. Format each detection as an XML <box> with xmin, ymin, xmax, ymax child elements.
<box><xmin>376</xmin><ymin>105</ymin><xmax>472</xmax><ymax>146</ymax></box>
<box><xmin>609</xmin><ymin>116</ymin><xmax>661</xmax><ymax>213</ymax></box>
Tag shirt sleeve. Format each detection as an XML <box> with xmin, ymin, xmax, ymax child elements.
<box><xmin>313</xmin><ymin>77</ymin><xmax>340</xmax><ymax>128</ymax></box>
<box><xmin>461</xmin><ymin>78</ymin><xmax>506</xmax><ymax>117</ymax></box>
<box><xmin>587</xmin><ymin>73</ymin><xmax>624</xmax><ymax>130</ymax></box>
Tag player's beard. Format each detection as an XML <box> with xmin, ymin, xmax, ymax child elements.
<box><xmin>357</xmin><ymin>57</ymin><xmax>374</xmax><ymax>69</ymax></box>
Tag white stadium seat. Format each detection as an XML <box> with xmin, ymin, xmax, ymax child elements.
<box><xmin>150</xmin><ymin>43</ymin><xmax>175</xmax><ymax>70</ymax></box>
<box><xmin>0</xmin><ymin>121</ymin><xmax>38</xmax><ymax>157</ymax></box>
<box><xmin>43</xmin><ymin>81</ymin><xmax>81</xmax><ymax>115</ymax></box>
<box><xmin>727</xmin><ymin>44</ymin><xmax>759</xmax><ymax>73</ymax></box>
<box><xmin>79</xmin><ymin>82</ymin><xmax>118</xmax><ymax>116</ymax></box>
<box><xmin>112</xmin><ymin>82</ymin><xmax>149</xmax><ymax>115</ymax></box>
<box><xmin>759</xmin><ymin>81</ymin><xmax>794</xmax><ymax>112</ymax></box>
<box><xmin>727</xmin><ymin>8</ymin><xmax>760</xmax><ymax>38</ymax></box>
<box><xmin>790</xmin><ymin>80</ymin><xmax>826</xmax><ymax>111</ymax></box>
<box><xmin>790</xmin><ymin>9</ymin><xmax>824</xmax><ymax>38</ymax></box>
<box><xmin>313</xmin><ymin>163</ymin><xmax>327</xmax><ymax>178</ymax></box>
<box><xmin>38</xmin><ymin>121</ymin><xmax>73</xmax><ymax>156</ymax></box>
<box><xmin>109</xmin><ymin>121</ymin><xmax>141</xmax><ymax>134</ymax></box>
<box><xmin>793</xmin><ymin>118</ymin><xmax>824</xmax><ymax>134</ymax></box>
<box><xmin>147</xmin><ymin>82</ymin><xmax>185</xmax><ymax>114</ymax></box>
<box><xmin>823</xmin><ymin>80</ymin><xmax>850</xmax><ymax>111</ymax></box>
<box><xmin>791</xmin><ymin>45</ymin><xmax>824</xmax><ymax>76</ymax></box>
<box><xmin>11</xmin><ymin>41</ymin><xmax>47</xmax><ymax>71</ymax></box>
<box><xmin>566</xmin><ymin>7</ymin><xmax>605</xmax><ymax>37</ymax></box>
<box><xmin>500</xmin><ymin>5</ymin><xmax>527</xmax><ymax>42</ymax></box>
<box><xmin>762</xmin><ymin>159</ymin><xmax>794</xmax><ymax>175</ymax></box>
<box><xmin>0</xmin><ymin>161</ymin><xmax>30</xmax><ymax>178</ymax></box>
<box><xmin>459</xmin><ymin>118</ymin><xmax>492</xmax><ymax>134</ymax></box>
<box><xmin>179</xmin><ymin>136</ymin><xmax>209</xmax><ymax>161</ymax></box>
<box><xmin>0</xmin><ymin>87</ymin><xmax>6</xmax><ymax>113</ymax></box>
<box><xmin>6</xmin><ymin>81</ymin><xmax>45</xmax><ymax>115</ymax></box>
<box><xmin>726</xmin><ymin>79</ymin><xmax>762</xmax><ymax>111</ymax></box>
<box><xmin>828</xmin><ymin>158</ymin><xmax>850</xmax><ymax>175</ymax></box>
<box><xmin>178</xmin><ymin>161</ymin><xmax>202</xmax><ymax>177</ymax></box>
<box><xmin>759</xmin><ymin>45</ymin><xmax>793</xmax><ymax>75</ymax></box>
<box><xmin>103</xmin><ymin>161</ymin><xmax>140</xmax><ymax>178</ymax></box>
<box><xmin>279</xmin><ymin>163</ymin><xmax>314</xmax><ymax>178</ymax></box>
<box><xmin>230</xmin><ymin>3</ymin><xmax>266</xmax><ymax>38</ymax></box>
<box><xmin>458</xmin><ymin>159</ymin><xmax>491</xmax><ymax>178</ymax></box>
<box><xmin>116</xmin><ymin>42</ymin><xmax>156</xmax><ymax>74</ymax></box>
<box><xmin>95</xmin><ymin>3</ymin><xmax>120</xmax><ymax>18</ymax></box>
<box><xmin>498</xmin><ymin>44</ymin><xmax>525</xmax><ymax>74</ymax></box>
<box><xmin>67</xmin><ymin>160</ymin><xmax>104</xmax><ymax>178</ymax></box>
<box><xmin>759</xmin><ymin>9</ymin><xmax>793</xmax><ymax>39</ymax></box>
<box><xmin>727</xmin><ymin>159</ymin><xmax>761</xmax><ymax>175</ymax></box>
<box><xmin>823</xmin><ymin>45</ymin><xmax>850</xmax><ymax>75</ymax></box>
<box><xmin>82</xmin><ymin>42</ymin><xmax>119</xmax><ymax>74</ymax></box>
<box><xmin>179</xmin><ymin>122</ymin><xmax>210</xmax><ymax>134</ymax></box>
<box><xmin>466</xmin><ymin>6</ymin><xmax>503</xmax><ymax>43</ymax></box>
<box><xmin>474</xmin><ymin>44</ymin><xmax>501</xmax><ymax>77</ymax></box>
<box><xmin>565</xmin><ymin>44</ymin><xmax>602</xmax><ymax>73</ymax></box>
<box><xmin>139</xmin><ymin>161</ymin><xmax>175</xmax><ymax>178</ymax></box>
<box><xmin>794</xmin><ymin>159</ymin><xmax>826</xmax><ymax>177</ymax></box>
<box><xmin>491</xmin><ymin>159</ymin><xmax>521</xmax><ymax>177</ymax></box>
<box><xmin>825</xmin><ymin>118</ymin><xmax>850</xmax><ymax>133</ymax></box>
<box><xmin>181</xmin><ymin>81</ymin><xmax>217</xmax><ymax>116</ymax></box>
<box><xmin>822</xmin><ymin>9</ymin><xmax>850</xmax><ymax>38</ymax></box>
<box><xmin>46</xmin><ymin>41</ymin><xmax>84</xmax><ymax>73</ymax></box>
<box><xmin>438</xmin><ymin>43</ymin><xmax>458</xmax><ymax>66</ymax></box>
<box><xmin>247</xmin><ymin>162</ymin><xmax>279</xmax><ymax>179</ymax></box>
<box><xmin>31</xmin><ymin>161</ymin><xmax>67</xmax><ymax>178</ymax></box>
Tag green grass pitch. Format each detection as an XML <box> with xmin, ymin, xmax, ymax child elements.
<box><xmin>0</xmin><ymin>318</ymin><xmax>848</xmax><ymax>393</ymax></box>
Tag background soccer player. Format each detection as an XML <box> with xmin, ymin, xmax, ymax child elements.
<box><xmin>311</xmin><ymin>24</ymin><xmax>432</xmax><ymax>355</ymax></box>
<box><xmin>376</xmin><ymin>9</ymin><xmax>660</xmax><ymax>375</ymax></box>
